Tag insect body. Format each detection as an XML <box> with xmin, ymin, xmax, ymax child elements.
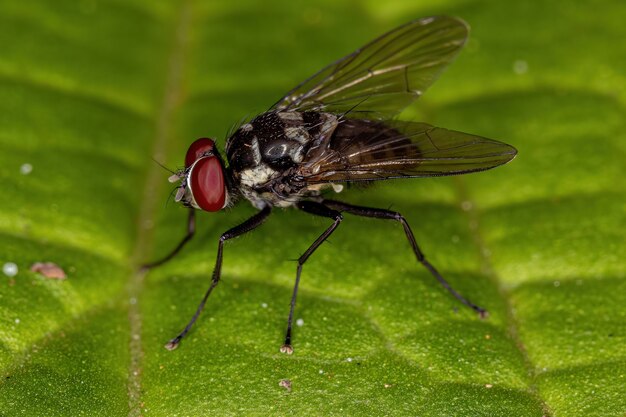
<box><xmin>226</xmin><ymin>111</ymin><xmax>341</xmax><ymax>209</ymax></box>
<box><xmin>146</xmin><ymin>16</ymin><xmax>517</xmax><ymax>353</ymax></box>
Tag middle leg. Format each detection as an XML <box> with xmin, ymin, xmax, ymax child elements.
<box><xmin>280</xmin><ymin>200</ymin><xmax>343</xmax><ymax>354</ymax></box>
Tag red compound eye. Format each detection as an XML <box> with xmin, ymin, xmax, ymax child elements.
<box><xmin>185</xmin><ymin>138</ymin><xmax>215</xmax><ymax>167</ymax></box>
<box><xmin>188</xmin><ymin>157</ymin><xmax>225</xmax><ymax>212</ymax></box>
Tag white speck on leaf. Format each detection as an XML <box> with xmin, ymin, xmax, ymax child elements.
<box><xmin>296</xmin><ymin>318</ymin><xmax>304</xmax><ymax>327</ymax></box>
<box><xmin>513</xmin><ymin>59</ymin><xmax>528</xmax><ymax>74</ymax></box>
<box><xmin>3</xmin><ymin>262</ymin><xmax>18</xmax><ymax>277</ymax></box>
<box><xmin>20</xmin><ymin>163</ymin><xmax>33</xmax><ymax>175</ymax></box>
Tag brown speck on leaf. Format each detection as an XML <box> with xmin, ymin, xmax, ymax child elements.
<box><xmin>30</xmin><ymin>262</ymin><xmax>67</xmax><ymax>280</ymax></box>
<box><xmin>279</xmin><ymin>379</ymin><xmax>292</xmax><ymax>392</ymax></box>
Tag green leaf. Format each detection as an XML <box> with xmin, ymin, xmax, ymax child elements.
<box><xmin>1</xmin><ymin>0</ymin><xmax>624</xmax><ymax>416</ymax></box>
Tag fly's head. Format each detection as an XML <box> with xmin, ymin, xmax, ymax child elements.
<box><xmin>169</xmin><ymin>138</ymin><xmax>229</xmax><ymax>211</ymax></box>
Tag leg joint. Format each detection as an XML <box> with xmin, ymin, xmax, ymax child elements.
<box><xmin>392</xmin><ymin>211</ymin><xmax>404</xmax><ymax>222</ymax></box>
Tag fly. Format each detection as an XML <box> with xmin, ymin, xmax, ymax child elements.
<box><xmin>144</xmin><ymin>16</ymin><xmax>517</xmax><ymax>354</ymax></box>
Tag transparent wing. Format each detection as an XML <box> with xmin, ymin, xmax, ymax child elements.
<box><xmin>297</xmin><ymin>120</ymin><xmax>517</xmax><ymax>183</ymax></box>
<box><xmin>271</xmin><ymin>16</ymin><xmax>469</xmax><ymax>118</ymax></box>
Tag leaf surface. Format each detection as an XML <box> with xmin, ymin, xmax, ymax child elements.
<box><xmin>1</xmin><ymin>1</ymin><xmax>624</xmax><ymax>416</ymax></box>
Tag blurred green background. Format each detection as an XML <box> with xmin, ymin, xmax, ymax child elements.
<box><xmin>0</xmin><ymin>0</ymin><xmax>624</xmax><ymax>416</ymax></box>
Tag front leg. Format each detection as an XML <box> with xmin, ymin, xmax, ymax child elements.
<box><xmin>280</xmin><ymin>200</ymin><xmax>343</xmax><ymax>354</ymax></box>
<box><xmin>165</xmin><ymin>205</ymin><xmax>272</xmax><ymax>350</ymax></box>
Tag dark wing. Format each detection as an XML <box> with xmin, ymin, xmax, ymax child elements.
<box><xmin>297</xmin><ymin>120</ymin><xmax>517</xmax><ymax>183</ymax></box>
<box><xmin>271</xmin><ymin>16</ymin><xmax>469</xmax><ymax>119</ymax></box>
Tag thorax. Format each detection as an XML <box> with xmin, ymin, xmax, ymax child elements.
<box><xmin>225</xmin><ymin>110</ymin><xmax>338</xmax><ymax>208</ymax></box>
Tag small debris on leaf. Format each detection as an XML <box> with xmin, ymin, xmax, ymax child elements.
<box><xmin>485</xmin><ymin>384</ymin><xmax>493</xmax><ymax>389</ymax></box>
<box><xmin>30</xmin><ymin>262</ymin><xmax>67</xmax><ymax>279</ymax></box>
<box><xmin>278</xmin><ymin>379</ymin><xmax>292</xmax><ymax>392</ymax></box>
